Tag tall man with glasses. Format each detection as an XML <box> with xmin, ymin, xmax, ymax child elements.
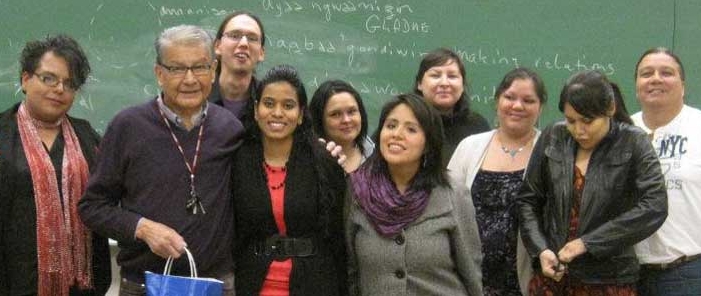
<box><xmin>210</xmin><ymin>11</ymin><xmax>266</xmax><ymax>131</ymax></box>
<box><xmin>79</xmin><ymin>25</ymin><xmax>243</xmax><ymax>296</ymax></box>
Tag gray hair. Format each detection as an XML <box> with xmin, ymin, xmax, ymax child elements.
<box><xmin>155</xmin><ymin>25</ymin><xmax>214</xmax><ymax>64</ymax></box>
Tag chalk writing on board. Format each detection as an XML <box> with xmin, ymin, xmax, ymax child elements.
<box><xmin>455</xmin><ymin>48</ymin><xmax>521</xmax><ymax>68</ymax></box>
<box><xmin>262</xmin><ymin>0</ymin><xmax>304</xmax><ymax>17</ymax></box>
<box><xmin>77</xmin><ymin>93</ymin><xmax>95</xmax><ymax>112</ymax></box>
<box><xmin>470</xmin><ymin>86</ymin><xmax>497</xmax><ymax>104</ymax></box>
<box><xmin>158</xmin><ymin>5</ymin><xmax>236</xmax><ymax>17</ymax></box>
<box><xmin>143</xmin><ymin>84</ymin><xmax>160</xmax><ymax>97</ymax></box>
<box><xmin>266</xmin><ymin>33</ymin><xmax>427</xmax><ymax>68</ymax></box>
<box><xmin>309</xmin><ymin>1</ymin><xmax>414</xmax><ymax>22</ymax></box>
<box><xmin>306</xmin><ymin>75</ymin><xmax>401</xmax><ymax>97</ymax></box>
<box><xmin>261</xmin><ymin>0</ymin><xmax>430</xmax><ymax>34</ymax></box>
<box><xmin>364</xmin><ymin>15</ymin><xmax>429</xmax><ymax>34</ymax></box>
<box><xmin>254</xmin><ymin>31</ymin><xmax>620</xmax><ymax>76</ymax></box>
<box><xmin>267</xmin><ymin>34</ymin><xmax>338</xmax><ymax>56</ymax></box>
<box><xmin>534</xmin><ymin>54</ymin><xmax>615</xmax><ymax>76</ymax></box>
<box><xmin>456</xmin><ymin>48</ymin><xmax>616</xmax><ymax>76</ymax></box>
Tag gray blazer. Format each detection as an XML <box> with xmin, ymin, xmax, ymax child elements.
<box><xmin>345</xmin><ymin>181</ymin><xmax>483</xmax><ymax>296</ymax></box>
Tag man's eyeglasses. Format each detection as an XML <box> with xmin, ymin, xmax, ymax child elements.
<box><xmin>222</xmin><ymin>31</ymin><xmax>261</xmax><ymax>44</ymax></box>
<box><xmin>158</xmin><ymin>63</ymin><xmax>213</xmax><ymax>77</ymax></box>
<box><xmin>33</xmin><ymin>72</ymin><xmax>76</xmax><ymax>92</ymax></box>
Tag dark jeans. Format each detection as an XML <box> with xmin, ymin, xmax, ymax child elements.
<box><xmin>119</xmin><ymin>273</ymin><xmax>234</xmax><ymax>296</ymax></box>
<box><xmin>638</xmin><ymin>256</ymin><xmax>701</xmax><ymax>296</ymax></box>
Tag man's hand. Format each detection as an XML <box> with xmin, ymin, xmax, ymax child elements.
<box><xmin>135</xmin><ymin>218</ymin><xmax>187</xmax><ymax>259</ymax></box>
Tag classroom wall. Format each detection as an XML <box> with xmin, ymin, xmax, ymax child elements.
<box><xmin>1</xmin><ymin>0</ymin><xmax>698</xmax><ymax>132</ymax></box>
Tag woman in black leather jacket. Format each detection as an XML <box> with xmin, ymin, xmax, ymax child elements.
<box><xmin>518</xmin><ymin>70</ymin><xmax>667</xmax><ymax>295</ymax></box>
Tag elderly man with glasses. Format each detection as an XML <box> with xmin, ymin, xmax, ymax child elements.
<box><xmin>79</xmin><ymin>24</ymin><xmax>244</xmax><ymax>296</ymax></box>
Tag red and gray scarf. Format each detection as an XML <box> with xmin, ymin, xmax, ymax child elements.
<box><xmin>16</xmin><ymin>102</ymin><xmax>92</xmax><ymax>296</ymax></box>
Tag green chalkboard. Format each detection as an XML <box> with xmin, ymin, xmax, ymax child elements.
<box><xmin>1</xmin><ymin>0</ymin><xmax>698</xmax><ymax>133</ymax></box>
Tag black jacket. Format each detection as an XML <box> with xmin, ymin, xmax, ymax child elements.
<box><xmin>231</xmin><ymin>134</ymin><xmax>347</xmax><ymax>296</ymax></box>
<box><xmin>518</xmin><ymin>120</ymin><xmax>667</xmax><ymax>284</ymax></box>
<box><xmin>0</xmin><ymin>103</ymin><xmax>111</xmax><ymax>295</ymax></box>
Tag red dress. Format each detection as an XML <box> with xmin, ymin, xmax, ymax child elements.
<box><xmin>528</xmin><ymin>166</ymin><xmax>636</xmax><ymax>296</ymax></box>
<box><xmin>259</xmin><ymin>163</ymin><xmax>292</xmax><ymax>296</ymax></box>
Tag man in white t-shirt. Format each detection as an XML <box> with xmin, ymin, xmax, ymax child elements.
<box><xmin>633</xmin><ymin>47</ymin><xmax>701</xmax><ymax>296</ymax></box>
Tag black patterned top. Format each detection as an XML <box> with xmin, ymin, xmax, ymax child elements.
<box><xmin>472</xmin><ymin>169</ymin><xmax>525</xmax><ymax>296</ymax></box>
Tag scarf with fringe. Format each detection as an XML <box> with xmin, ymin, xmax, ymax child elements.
<box><xmin>16</xmin><ymin>102</ymin><xmax>92</xmax><ymax>295</ymax></box>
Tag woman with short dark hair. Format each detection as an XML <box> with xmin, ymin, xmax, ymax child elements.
<box><xmin>0</xmin><ymin>35</ymin><xmax>111</xmax><ymax>296</ymax></box>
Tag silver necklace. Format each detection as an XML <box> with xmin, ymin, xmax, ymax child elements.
<box><xmin>500</xmin><ymin>145</ymin><xmax>525</xmax><ymax>158</ymax></box>
<box><xmin>497</xmin><ymin>130</ymin><xmax>534</xmax><ymax>159</ymax></box>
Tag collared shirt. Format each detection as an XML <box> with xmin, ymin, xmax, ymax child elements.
<box><xmin>156</xmin><ymin>93</ymin><xmax>207</xmax><ymax>130</ymax></box>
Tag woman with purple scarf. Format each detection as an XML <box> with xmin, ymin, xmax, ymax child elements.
<box><xmin>345</xmin><ymin>93</ymin><xmax>483</xmax><ymax>296</ymax></box>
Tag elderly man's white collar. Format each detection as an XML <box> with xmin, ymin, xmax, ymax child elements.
<box><xmin>156</xmin><ymin>94</ymin><xmax>208</xmax><ymax>130</ymax></box>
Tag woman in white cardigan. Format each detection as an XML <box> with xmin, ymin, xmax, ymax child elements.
<box><xmin>448</xmin><ymin>67</ymin><xmax>546</xmax><ymax>296</ymax></box>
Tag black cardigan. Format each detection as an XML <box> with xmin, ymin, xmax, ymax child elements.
<box><xmin>231</xmin><ymin>134</ymin><xmax>347</xmax><ymax>296</ymax></box>
<box><xmin>0</xmin><ymin>103</ymin><xmax>111</xmax><ymax>295</ymax></box>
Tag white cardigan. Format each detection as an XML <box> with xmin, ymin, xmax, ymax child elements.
<box><xmin>447</xmin><ymin>129</ymin><xmax>541</xmax><ymax>295</ymax></box>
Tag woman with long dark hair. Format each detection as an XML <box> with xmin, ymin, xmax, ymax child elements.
<box><xmin>346</xmin><ymin>93</ymin><xmax>483</xmax><ymax>296</ymax></box>
<box><xmin>231</xmin><ymin>65</ymin><xmax>347</xmax><ymax>296</ymax></box>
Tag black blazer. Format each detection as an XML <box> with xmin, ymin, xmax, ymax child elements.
<box><xmin>0</xmin><ymin>103</ymin><xmax>111</xmax><ymax>295</ymax></box>
<box><xmin>231</xmin><ymin>133</ymin><xmax>347</xmax><ymax>296</ymax></box>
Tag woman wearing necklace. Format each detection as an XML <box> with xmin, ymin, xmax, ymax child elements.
<box><xmin>231</xmin><ymin>65</ymin><xmax>347</xmax><ymax>296</ymax></box>
<box><xmin>448</xmin><ymin>67</ymin><xmax>546</xmax><ymax>295</ymax></box>
<box><xmin>310</xmin><ymin>80</ymin><xmax>374</xmax><ymax>173</ymax></box>
<box><xmin>518</xmin><ymin>70</ymin><xmax>667</xmax><ymax>295</ymax></box>
<box><xmin>0</xmin><ymin>35</ymin><xmax>111</xmax><ymax>295</ymax></box>
<box><xmin>346</xmin><ymin>93</ymin><xmax>483</xmax><ymax>296</ymax></box>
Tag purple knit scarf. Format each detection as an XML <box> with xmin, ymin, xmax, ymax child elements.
<box><xmin>350</xmin><ymin>165</ymin><xmax>431</xmax><ymax>238</ymax></box>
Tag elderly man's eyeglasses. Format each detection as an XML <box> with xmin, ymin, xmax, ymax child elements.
<box><xmin>33</xmin><ymin>72</ymin><xmax>76</xmax><ymax>92</ymax></box>
<box><xmin>222</xmin><ymin>31</ymin><xmax>261</xmax><ymax>44</ymax></box>
<box><xmin>158</xmin><ymin>63</ymin><xmax>213</xmax><ymax>77</ymax></box>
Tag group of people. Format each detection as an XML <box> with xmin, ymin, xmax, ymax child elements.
<box><xmin>1</xmin><ymin>10</ymin><xmax>699</xmax><ymax>296</ymax></box>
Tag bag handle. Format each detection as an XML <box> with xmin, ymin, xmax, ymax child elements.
<box><xmin>162</xmin><ymin>247</ymin><xmax>198</xmax><ymax>278</ymax></box>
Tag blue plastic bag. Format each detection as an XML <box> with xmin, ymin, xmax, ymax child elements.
<box><xmin>145</xmin><ymin>247</ymin><xmax>223</xmax><ymax>296</ymax></box>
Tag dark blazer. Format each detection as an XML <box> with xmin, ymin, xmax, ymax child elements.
<box><xmin>518</xmin><ymin>120</ymin><xmax>667</xmax><ymax>284</ymax></box>
<box><xmin>0</xmin><ymin>103</ymin><xmax>111</xmax><ymax>295</ymax></box>
<box><xmin>231</xmin><ymin>133</ymin><xmax>347</xmax><ymax>296</ymax></box>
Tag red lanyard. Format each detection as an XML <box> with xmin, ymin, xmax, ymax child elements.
<box><xmin>157</xmin><ymin>107</ymin><xmax>206</xmax><ymax>214</ymax></box>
